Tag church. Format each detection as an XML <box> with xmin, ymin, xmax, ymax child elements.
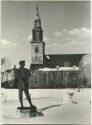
<box><xmin>30</xmin><ymin>6</ymin><xmax>85</xmax><ymax>70</ymax></box>
<box><xmin>29</xmin><ymin>6</ymin><xmax>91</xmax><ymax>88</ymax></box>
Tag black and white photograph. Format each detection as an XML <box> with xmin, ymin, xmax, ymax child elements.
<box><xmin>0</xmin><ymin>0</ymin><xmax>91</xmax><ymax>124</ymax></box>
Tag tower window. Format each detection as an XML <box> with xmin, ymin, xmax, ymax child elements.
<box><xmin>35</xmin><ymin>46</ymin><xmax>39</xmax><ymax>53</ymax></box>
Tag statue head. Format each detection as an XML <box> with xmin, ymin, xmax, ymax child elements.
<box><xmin>19</xmin><ymin>60</ymin><xmax>25</xmax><ymax>68</ymax></box>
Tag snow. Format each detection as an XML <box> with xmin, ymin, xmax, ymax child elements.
<box><xmin>0</xmin><ymin>88</ymin><xmax>91</xmax><ymax>124</ymax></box>
<box><xmin>39</xmin><ymin>66</ymin><xmax>79</xmax><ymax>71</ymax></box>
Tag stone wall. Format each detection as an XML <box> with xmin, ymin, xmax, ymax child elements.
<box><xmin>29</xmin><ymin>70</ymin><xmax>80</xmax><ymax>88</ymax></box>
<box><xmin>79</xmin><ymin>54</ymin><xmax>91</xmax><ymax>87</ymax></box>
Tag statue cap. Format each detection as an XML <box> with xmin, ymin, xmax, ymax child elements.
<box><xmin>19</xmin><ymin>60</ymin><xmax>25</xmax><ymax>65</ymax></box>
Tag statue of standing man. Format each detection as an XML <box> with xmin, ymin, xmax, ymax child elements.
<box><xmin>14</xmin><ymin>60</ymin><xmax>36</xmax><ymax>111</ymax></box>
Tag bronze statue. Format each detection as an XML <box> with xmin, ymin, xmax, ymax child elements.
<box><xmin>14</xmin><ymin>60</ymin><xmax>36</xmax><ymax>111</ymax></box>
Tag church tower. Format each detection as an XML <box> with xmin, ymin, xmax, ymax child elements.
<box><xmin>30</xmin><ymin>6</ymin><xmax>45</xmax><ymax>70</ymax></box>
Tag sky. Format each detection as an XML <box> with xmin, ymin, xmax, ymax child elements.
<box><xmin>1</xmin><ymin>1</ymin><xmax>91</xmax><ymax>68</ymax></box>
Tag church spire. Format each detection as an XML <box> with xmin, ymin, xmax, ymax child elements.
<box><xmin>34</xmin><ymin>5</ymin><xmax>41</xmax><ymax>28</ymax></box>
<box><xmin>32</xmin><ymin>6</ymin><xmax>43</xmax><ymax>42</ymax></box>
<box><xmin>36</xmin><ymin>5</ymin><xmax>39</xmax><ymax>17</ymax></box>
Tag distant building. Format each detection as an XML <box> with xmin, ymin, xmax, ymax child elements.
<box><xmin>1</xmin><ymin>69</ymin><xmax>14</xmax><ymax>84</ymax></box>
<box><xmin>1</xmin><ymin>57</ymin><xmax>14</xmax><ymax>86</ymax></box>
<box><xmin>1</xmin><ymin>57</ymin><xmax>11</xmax><ymax>72</ymax></box>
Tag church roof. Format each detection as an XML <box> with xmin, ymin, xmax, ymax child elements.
<box><xmin>44</xmin><ymin>54</ymin><xmax>86</xmax><ymax>68</ymax></box>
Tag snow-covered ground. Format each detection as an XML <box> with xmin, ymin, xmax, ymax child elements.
<box><xmin>0</xmin><ymin>88</ymin><xmax>91</xmax><ymax>124</ymax></box>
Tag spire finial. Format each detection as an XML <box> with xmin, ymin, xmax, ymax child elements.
<box><xmin>36</xmin><ymin>5</ymin><xmax>39</xmax><ymax>17</ymax></box>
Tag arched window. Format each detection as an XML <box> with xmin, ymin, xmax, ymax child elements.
<box><xmin>35</xmin><ymin>46</ymin><xmax>39</xmax><ymax>53</ymax></box>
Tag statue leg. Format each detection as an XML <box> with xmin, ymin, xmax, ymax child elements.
<box><xmin>24</xmin><ymin>88</ymin><xmax>36</xmax><ymax>110</ymax></box>
<box><xmin>24</xmin><ymin>88</ymin><xmax>33</xmax><ymax>106</ymax></box>
<box><xmin>19</xmin><ymin>89</ymin><xmax>23</xmax><ymax>107</ymax></box>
